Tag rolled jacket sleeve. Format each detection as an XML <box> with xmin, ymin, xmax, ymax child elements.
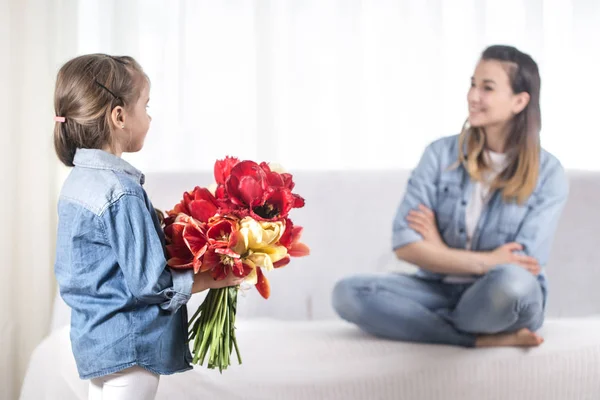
<box><xmin>101</xmin><ymin>194</ymin><xmax>194</xmax><ymax>312</ymax></box>
<box><xmin>392</xmin><ymin>143</ymin><xmax>441</xmax><ymax>250</ymax></box>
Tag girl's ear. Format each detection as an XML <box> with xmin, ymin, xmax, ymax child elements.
<box><xmin>111</xmin><ymin>106</ymin><xmax>126</xmax><ymax>129</ymax></box>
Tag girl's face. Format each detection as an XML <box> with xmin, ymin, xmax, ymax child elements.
<box><xmin>467</xmin><ymin>59</ymin><xmax>528</xmax><ymax>130</ymax></box>
<box><xmin>111</xmin><ymin>79</ymin><xmax>151</xmax><ymax>155</ymax></box>
<box><xmin>121</xmin><ymin>80</ymin><xmax>151</xmax><ymax>153</ymax></box>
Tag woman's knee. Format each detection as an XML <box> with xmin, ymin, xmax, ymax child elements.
<box><xmin>484</xmin><ymin>264</ymin><xmax>543</xmax><ymax>312</ymax></box>
<box><xmin>331</xmin><ymin>276</ymin><xmax>371</xmax><ymax>323</ymax></box>
<box><xmin>332</xmin><ymin>277</ymin><xmax>360</xmax><ymax>322</ymax></box>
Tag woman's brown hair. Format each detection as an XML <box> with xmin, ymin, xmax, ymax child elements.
<box><xmin>457</xmin><ymin>45</ymin><xmax>541</xmax><ymax>204</ymax></box>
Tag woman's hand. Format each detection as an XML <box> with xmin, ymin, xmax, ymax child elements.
<box><xmin>406</xmin><ymin>204</ymin><xmax>447</xmax><ymax>248</ymax></box>
<box><xmin>485</xmin><ymin>242</ymin><xmax>541</xmax><ymax>275</ymax></box>
<box><xmin>192</xmin><ymin>270</ymin><xmax>245</xmax><ymax>294</ymax></box>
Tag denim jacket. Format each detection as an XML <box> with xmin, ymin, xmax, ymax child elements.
<box><xmin>392</xmin><ymin>134</ymin><xmax>569</xmax><ymax>297</ymax></box>
<box><xmin>54</xmin><ymin>149</ymin><xmax>194</xmax><ymax>379</ymax></box>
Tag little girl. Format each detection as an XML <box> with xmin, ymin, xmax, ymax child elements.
<box><xmin>53</xmin><ymin>54</ymin><xmax>243</xmax><ymax>400</ymax></box>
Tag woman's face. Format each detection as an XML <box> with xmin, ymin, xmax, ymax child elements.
<box><xmin>467</xmin><ymin>59</ymin><xmax>528</xmax><ymax>130</ymax></box>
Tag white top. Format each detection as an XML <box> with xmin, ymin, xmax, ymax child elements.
<box><xmin>444</xmin><ymin>151</ymin><xmax>508</xmax><ymax>284</ymax></box>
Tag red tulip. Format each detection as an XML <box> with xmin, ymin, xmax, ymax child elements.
<box><xmin>225</xmin><ymin>161</ymin><xmax>268</xmax><ymax>207</ymax></box>
<box><xmin>259</xmin><ymin>162</ymin><xmax>296</xmax><ymax>191</ymax></box>
<box><xmin>279</xmin><ymin>219</ymin><xmax>310</xmax><ymax>257</ymax></box>
<box><xmin>251</xmin><ymin>186</ymin><xmax>305</xmax><ymax>221</ymax></box>
<box><xmin>255</xmin><ymin>267</ymin><xmax>271</xmax><ymax>299</ymax></box>
<box><xmin>205</xmin><ymin>217</ymin><xmax>239</xmax><ymax>249</ymax></box>
<box><xmin>202</xmin><ymin>247</ymin><xmax>250</xmax><ymax>280</ymax></box>
<box><xmin>214</xmin><ymin>156</ymin><xmax>240</xmax><ymax>185</ymax></box>
<box><xmin>165</xmin><ymin>216</ymin><xmax>208</xmax><ymax>273</ymax></box>
<box><xmin>273</xmin><ymin>256</ymin><xmax>290</xmax><ymax>268</ymax></box>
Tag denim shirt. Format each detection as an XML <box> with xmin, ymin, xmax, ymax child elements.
<box><xmin>392</xmin><ymin>134</ymin><xmax>569</xmax><ymax>296</ymax></box>
<box><xmin>54</xmin><ymin>149</ymin><xmax>194</xmax><ymax>379</ymax></box>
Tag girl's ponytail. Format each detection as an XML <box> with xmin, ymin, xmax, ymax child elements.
<box><xmin>53</xmin><ymin>118</ymin><xmax>76</xmax><ymax>167</ymax></box>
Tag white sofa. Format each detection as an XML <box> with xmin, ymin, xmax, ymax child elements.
<box><xmin>20</xmin><ymin>170</ymin><xmax>600</xmax><ymax>400</ymax></box>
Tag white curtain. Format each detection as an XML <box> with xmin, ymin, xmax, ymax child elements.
<box><xmin>0</xmin><ymin>1</ymin><xmax>77</xmax><ymax>398</ymax></box>
<box><xmin>74</xmin><ymin>0</ymin><xmax>600</xmax><ymax>172</ymax></box>
<box><xmin>3</xmin><ymin>0</ymin><xmax>599</xmax><ymax>398</ymax></box>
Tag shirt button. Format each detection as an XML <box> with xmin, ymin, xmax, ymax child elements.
<box><xmin>461</xmin><ymin>200</ymin><xmax>467</xmax><ymax>206</ymax></box>
<box><xmin>459</xmin><ymin>228</ymin><xmax>465</xmax><ymax>234</ymax></box>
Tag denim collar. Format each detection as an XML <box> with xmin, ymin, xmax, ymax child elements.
<box><xmin>73</xmin><ymin>148</ymin><xmax>145</xmax><ymax>185</ymax></box>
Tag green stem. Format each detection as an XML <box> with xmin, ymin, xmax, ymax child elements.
<box><xmin>230</xmin><ymin>287</ymin><xmax>242</xmax><ymax>365</ymax></box>
<box><xmin>209</xmin><ymin>288</ymin><xmax>226</xmax><ymax>365</ymax></box>
<box><xmin>198</xmin><ymin>289</ymin><xmax>223</xmax><ymax>365</ymax></box>
<box><xmin>188</xmin><ymin>286</ymin><xmax>242</xmax><ymax>371</ymax></box>
<box><xmin>193</xmin><ymin>289</ymin><xmax>217</xmax><ymax>364</ymax></box>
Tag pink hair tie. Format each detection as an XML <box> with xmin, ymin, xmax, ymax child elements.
<box><xmin>54</xmin><ymin>116</ymin><xmax>66</xmax><ymax>123</ymax></box>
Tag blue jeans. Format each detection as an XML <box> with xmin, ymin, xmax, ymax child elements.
<box><xmin>332</xmin><ymin>264</ymin><xmax>545</xmax><ymax>347</ymax></box>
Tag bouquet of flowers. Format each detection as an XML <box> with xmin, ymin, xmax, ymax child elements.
<box><xmin>162</xmin><ymin>157</ymin><xmax>309</xmax><ymax>372</ymax></box>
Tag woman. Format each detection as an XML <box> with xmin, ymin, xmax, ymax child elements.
<box><xmin>332</xmin><ymin>45</ymin><xmax>569</xmax><ymax>348</ymax></box>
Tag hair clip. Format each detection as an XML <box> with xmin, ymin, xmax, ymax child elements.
<box><xmin>54</xmin><ymin>116</ymin><xmax>66</xmax><ymax>123</ymax></box>
<box><xmin>94</xmin><ymin>79</ymin><xmax>120</xmax><ymax>100</ymax></box>
<box><xmin>107</xmin><ymin>55</ymin><xmax>128</xmax><ymax>65</ymax></box>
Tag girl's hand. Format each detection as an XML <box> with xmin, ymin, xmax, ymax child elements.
<box><xmin>210</xmin><ymin>271</ymin><xmax>245</xmax><ymax>289</ymax></box>
<box><xmin>485</xmin><ymin>242</ymin><xmax>541</xmax><ymax>275</ymax></box>
<box><xmin>406</xmin><ymin>204</ymin><xmax>447</xmax><ymax>248</ymax></box>
<box><xmin>192</xmin><ymin>270</ymin><xmax>245</xmax><ymax>294</ymax></box>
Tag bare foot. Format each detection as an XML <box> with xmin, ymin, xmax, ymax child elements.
<box><xmin>475</xmin><ymin>328</ymin><xmax>544</xmax><ymax>348</ymax></box>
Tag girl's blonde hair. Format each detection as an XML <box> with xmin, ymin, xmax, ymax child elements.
<box><xmin>458</xmin><ymin>45</ymin><xmax>541</xmax><ymax>204</ymax></box>
<box><xmin>53</xmin><ymin>54</ymin><xmax>147</xmax><ymax>167</ymax></box>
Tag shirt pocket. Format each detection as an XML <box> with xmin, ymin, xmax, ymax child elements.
<box><xmin>497</xmin><ymin>193</ymin><xmax>538</xmax><ymax>236</ymax></box>
<box><xmin>436</xmin><ymin>178</ymin><xmax>462</xmax><ymax>231</ymax></box>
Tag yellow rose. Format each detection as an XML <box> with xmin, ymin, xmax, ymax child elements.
<box><xmin>242</xmin><ymin>245</ymin><xmax>288</xmax><ymax>284</ymax></box>
<box><xmin>248</xmin><ymin>246</ymin><xmax>288</xmax><ymax>270</ymax></box>
<box><xmin>238</xmin><ymin>217</ymin><xmax>285</xmax><ymax>251</ymax></box>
